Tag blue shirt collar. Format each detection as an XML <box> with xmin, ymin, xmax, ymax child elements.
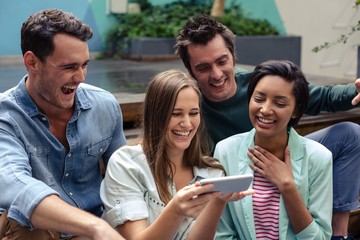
<box><xmin>10</xmin><ymin>75</ymin><xmax>92</xmax><ymax>118</ymax></box>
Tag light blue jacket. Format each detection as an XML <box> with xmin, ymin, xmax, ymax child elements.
<box><xmin>214</xmin><ymin>128</ymin><xmax>333</xmax><ymax>240</ymax></box>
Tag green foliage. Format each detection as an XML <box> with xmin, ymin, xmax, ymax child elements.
<box><xmin>103</xmin><ymin>1</ymin><xmax>279</xmax><ymax>58</ymax></box>
<box><xmin>219</xmin><ymin>7</ymin><xmax>278</xmax><ymax>36</ymax></box>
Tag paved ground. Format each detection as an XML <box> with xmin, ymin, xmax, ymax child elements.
<box><xmin>0</xmin><ymin>56</ymin><xmax>355</xmax><ymax>95</ymax></box>
<box><xmin>0</xmin><ymin>57</ymin><xmax>185</xmax><ymax>93</ymax></box>
<box><xmin>1</xmin><ymin>57</ymin><xmax>359</xmax><ymax>238</ymax></box>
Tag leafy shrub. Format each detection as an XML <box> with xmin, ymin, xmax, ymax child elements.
<box><xmin>103</xmin><ymin>1</ymin><xmax>279</xmax><ymax>58</ymax></box>
<box><xmin>220</xmin><ymin>7</ymin><xmax>278</xmax><ymax>36</ymax></box>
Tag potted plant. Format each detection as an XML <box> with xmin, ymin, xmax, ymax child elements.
<box><xmin>104</xmin><ymin>1</ymin><xmax>301</xmax><ymax>66</ymax></box>
<box><xmin>219</xmin><ymin>3</ymin><xmax>301</xmax><ymax>66</ymax></box>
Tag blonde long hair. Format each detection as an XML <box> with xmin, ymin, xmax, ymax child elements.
<box><xmin>140</xmin><ymin>70</ymin><xmax>223</xmax><ymax>203</ymax></box>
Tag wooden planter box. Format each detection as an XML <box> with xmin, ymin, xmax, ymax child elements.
<box><xmin>123</xmin><ymin>36</ymin><xmax>302</xmax><ymax>66</ymax></box>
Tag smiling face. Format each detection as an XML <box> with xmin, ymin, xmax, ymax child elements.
<box><xmin>187</xmin><ymin>34</ymin><xmax>237</xmax><ymax>102</ymax></box>
<box><xmin>249</xmin><ymin>75</ymin><xmax>296</xmax><ymax>141</ymax></box>
<box><xmin>166</xmin><ymin>87</ymin><xmax>201</xmax><ymax>153</ymax></box>
<box><xmin>25</xmin><ymin>33</ymin><xmax>89</xmax><ymax>112</ymax></box>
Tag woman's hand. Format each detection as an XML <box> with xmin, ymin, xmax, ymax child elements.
<box><xmin>216</xmin><ymin>189</ymin><xmax>255</xmax><ymax>202</ymax></box>
<box><xmin>169</xmin><ymin>183</ymin><xmax>221</xmax><ymax>218</ymax></box>
<box><xmin>248</xmin><ymin>145</ymin><xmax>294</xmax><ymax>190</ymax></box>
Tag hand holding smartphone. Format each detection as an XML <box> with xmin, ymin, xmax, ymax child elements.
<box><xmin>199</xmin><ymin>174</ymin><xmax>253</xmax><ymax>194</ymax></box>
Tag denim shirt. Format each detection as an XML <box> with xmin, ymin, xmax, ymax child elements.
<box><xmin>0</xmin><ymin>76</ymin><xmax>126</xmax><ymax>229</ymax></box>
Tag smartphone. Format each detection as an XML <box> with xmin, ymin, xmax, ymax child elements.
<box><xmin>199</xmin><ymin>174</ymin><xmax>253</xmax><ymax>194</ymax></box>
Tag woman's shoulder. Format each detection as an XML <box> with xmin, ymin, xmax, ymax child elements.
<box><xmin>194</xmin><ymin>165</ymin><xmax>225</xmax><ymax>179</ymax></box>
<box><xmin>301</xmin><ymin>136</ymin><xmax>332</xmax><ymax>156</ymax></box>
<box><xmin>289</xmin><ymin>130</ymin><xmax>331</xmax><ymax>157</ymax></box>
<box><xmin>216</xmin><ymin>131</ymin><xmax>253</xmax><ymax>149</ymax></box>
<box><xmin>109</xmin><ymin>144</ymin><xmax>147</xmax><ymax>167</ymax></box>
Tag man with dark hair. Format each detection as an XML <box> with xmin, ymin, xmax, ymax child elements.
<box><xmin>176</xmin><ymin>14</ymin><xmax>360</xmax><ymax>240</ymax></box>
<box><xmin>0</xmin><ymin>9</ymin><xmax>126</xmax><ymax>239</ymax></box>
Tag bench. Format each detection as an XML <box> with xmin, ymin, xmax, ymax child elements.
<box><xmin>296</xmin><ymin>108</ymin><xmax>360</xmax><ymax>136</ymax></box>
<box><xmin>117</xmin><ymin>96</ymin><xmax>360</xmax><ymax>234</ymax></box>
<box><xmin>349</xmin><ymin>207</ymin><xmax>360</xmax><ymax>238</ymax></box>
<box><xmin>117</xmin><ymin>92</ymin><xmax>360</xmax><ymax>138</ymax></box>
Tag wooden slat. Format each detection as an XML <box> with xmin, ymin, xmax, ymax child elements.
<box><xmin>117</xmin><ymin>95</ymin><xmax>360</xmax><ymax>235</ymax></box>
<box><xmin>120</xmin><ymin>101</ymin><xmax>143</xmax><ymax>123</ymax></box>
<box><xmin>349</xmin><ymin>208</ymin><xmax>360</xmax><ymax>238</ymax></box>
<box><xmin>295</xmin><ymin>108</ymin><xmax>360</xmax><ymax>136</ymax></box>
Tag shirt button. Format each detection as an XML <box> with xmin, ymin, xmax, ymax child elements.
<box><xmin>69</xmin><ymin>192</ymin><xmax>73</xmax><ymax>196</ymax></box>
<box><xmin>41</xmin><ymin>117</ymin><xmax>46</xmax><ymax>121</ymax></box>
<box><xmin>68</xmin><ymin>153</ymin><xmax>72</xmax><ymax>157</ymax></box>
<box><xmin>65</xmin><ymin>173</ymin><xmax>69</xmax><ymax>177</ymax></box>
<box><xmin>100</xmin><ymin>148</ymin><xmax>103</xmax><ymax>153</ymax></box>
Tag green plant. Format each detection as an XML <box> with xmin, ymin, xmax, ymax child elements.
<box><xmin>312</xmin><ymin>1</ymin><xmax>360</xmax><ymax>53</ymax></box>
<box><xmin>103</xmin><ymin>0</ymin><xmax>279</xmax><ymax>58</ymax></box>
<box><xmin>219</xmin><ymin>2</ymin><xmax>278</xmax><ymax>36</ymax></box>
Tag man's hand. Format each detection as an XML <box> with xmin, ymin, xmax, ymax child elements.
<box><xmin>73</xmin><ymin>220</ymin><xmax>125</xmax><ymax>240</ymax></box>
<box><xmin>351</xmin><ymin>78</ymin><xmax>360</xmax><ymax>105</ymax></box>
<box><xmin>31</xmin><ymin>195</ymin><xmax>125</xmax><ymax>240</ymax></box>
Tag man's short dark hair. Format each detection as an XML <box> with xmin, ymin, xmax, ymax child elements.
<box><xmin>21</xmin><ymin>9</ymin><xmax>93</xmax><ymax>62</ymax></box>
<box><xmin>175</xmin><ymin>15</ymin><xmax>236</xmax><ymax>74</ymax></box>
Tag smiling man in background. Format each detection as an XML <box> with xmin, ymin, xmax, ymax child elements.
<box><xmin>175</xmin><ymin>15</ymin><xmax>360</xmax><ymax>240</ymax></box>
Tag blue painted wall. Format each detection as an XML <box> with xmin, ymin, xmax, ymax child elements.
<box><xmin>0</xmin><ymin>0</ymin><xmax>117</xmax><ymax>56</ymax></box>
<box><xmin>0</xmin><ymin>0</ymin><xmax>286</xmax><ymax>56</ymax></box>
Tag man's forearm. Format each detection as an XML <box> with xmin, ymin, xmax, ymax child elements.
<box><xmin>30</xmin><ymin>195</ymin><xmax>125</xmax><ymax>239</ymax></box>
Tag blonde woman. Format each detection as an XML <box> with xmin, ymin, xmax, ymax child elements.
<box><xmin>100</xmin><ymin>70</ymin><xmax>253</xmax><ymax>240</ymax></box>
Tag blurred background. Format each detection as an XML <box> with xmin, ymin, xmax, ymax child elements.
<box><xmin>0</xmin><ymin>0</ymin><xmax>359</xmax><ymax>80</ymax></box>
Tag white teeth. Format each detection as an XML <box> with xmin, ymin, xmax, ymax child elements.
<box><xmin>61</xmin><ymin>85</ymin><xmax>77</xmax><ymax>94</ymax></box>
<box><xmin>63</xmin><ymin>86</ymin><xmax>76</xmax><ymax>90</ymax></box>
<box><xmin>173</xmin><ymin>130</ymin><xmax>190</xmax><ymax>136</ymax></box>
<box><xmin>258</xmin><ymin>117</ymin><xmax>274</xmax><ymax>124</ymax></box>
<box><xmin>212</xmin><ymin>80</ymin><xmax>225</xmax><ymax>87</ymax></box>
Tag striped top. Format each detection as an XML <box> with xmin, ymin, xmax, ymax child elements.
<box><xmin>252</xmin><ymin>171</ymin><xmax>281</xmax><ymax>240</ymax></box>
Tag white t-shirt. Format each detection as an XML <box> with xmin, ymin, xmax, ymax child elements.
<box><xmin>100</xmin><ymin>144</ymin><xmax>224</xmax><ymax>240</ymax></box>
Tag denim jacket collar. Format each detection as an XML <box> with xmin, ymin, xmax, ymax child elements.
<box><xmin>11</xmin><ymin>75</ymin><xmax>92</xmax><ymax>119</ymax></box>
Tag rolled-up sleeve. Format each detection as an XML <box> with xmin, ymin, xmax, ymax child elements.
<box><xmin>100</xmin><ymin>145</ymin><xmax>151</xmax><ymax>228</ymax></box>
<box><xmin>0</xmin><ymin>119</ymin><xmax>58</xmax><ymax>228</ymax></box>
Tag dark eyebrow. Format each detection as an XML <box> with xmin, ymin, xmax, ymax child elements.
<box><xmin>216</xmin><ymin>54</ymin><xmax>228</xmax><ymax>61</ymax></box>
<box><xmin>193</xmin><ymin>54</ymin><xmax>228</xmax><ymax>69</ymax></box>
<box><xmin>254</xmin><ymin>90</ymin><xmax>290</xmax><ymax>101</ymax></box>
<box><xmin>59</xmin><ymin>63</ymin><xmax>76</xmax><ymax>68</ymax></box>
<box><xmin>59</xmin><ymin>60</ymin><xmax>90</xmax><ymax>68</ymax></box>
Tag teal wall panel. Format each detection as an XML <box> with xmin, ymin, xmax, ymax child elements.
<box><xmin>239</xmin><ymin>0</ymin><xmax>286</xmax><ymax>35</ymax></box>
<box><xmin>0</xmin><ymin>0</ymin><xmax>286</xmax><ymax>56</ymax></box>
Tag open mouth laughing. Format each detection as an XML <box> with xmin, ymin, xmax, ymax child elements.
<box><xmin>61</xmin><ymin>85</ymin><xmax>77</xmax><ymax>95</ymax></box>
<box><xmin>172</xmin><ymin>130</ymin><xmax>191</xmax><ymax>137</ymax></box>
<box><xmin>257</xmin><ymin>117</ymin><xmax>275</xmax><ymax>124</ymax></box>
<box><xmin>210</xmin><ymin>79</ymin><xmax>225</xmax><ymax>88</ymax></box>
